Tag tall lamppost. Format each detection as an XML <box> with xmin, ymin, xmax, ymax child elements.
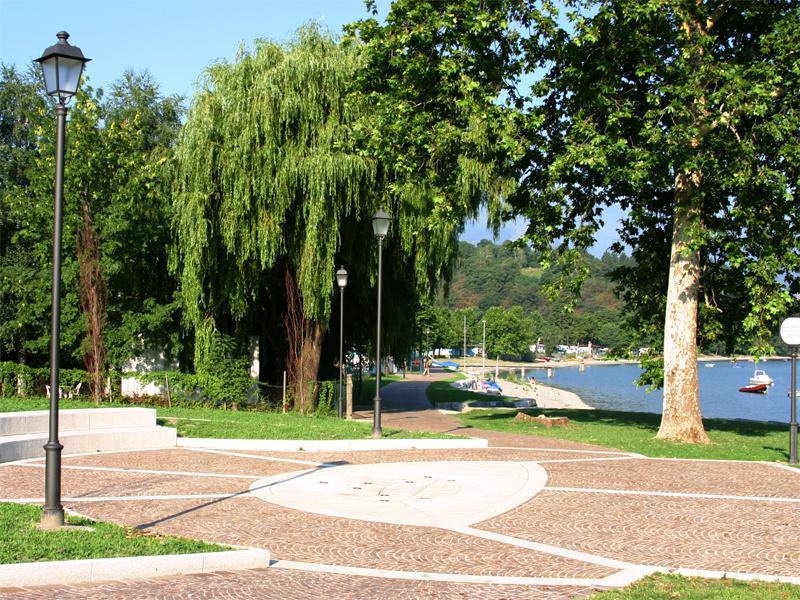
<box><xmin>482</xmin><ymin>319</ymin><xmax>487</xmax><ymax>376</ymax></box>
<box><xmin>336</xmin><ymin>266</ymin><xmax>348</xmax><ymax>418</ymax></box>
<box><xmin>463</xmin><ymin>314</ymin><xmax>467</xmax><ymax>371</ymax></box>
<box><xmin>371</xmin><ymin>207</ymin><xmax>392</xmax><ymax>438</ymax></box>
<box><xmin>780</xmin><ymin>315</ymin><xmax>800</xmax><ymax>464</ymax></box>
<box><xmin>35</xmin><ymin>31</ymin><xmax>90</xmax><ymax>530</ymax></box>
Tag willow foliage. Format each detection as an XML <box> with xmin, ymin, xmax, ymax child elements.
<box><xmin>173</xmin><ymin>25</ymin><xmax>375</xmax><ymax>328</ymax></box>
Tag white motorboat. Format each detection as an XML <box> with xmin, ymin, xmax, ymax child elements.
<box><xmin>749</xmin><ymin>369</ymin><xmax>774</xmax><ymax>386</ymax></box>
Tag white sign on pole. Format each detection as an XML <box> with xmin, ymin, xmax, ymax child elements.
<box><xmin>780</xmin><ymin>316</ymin><xmax>800</xmax><ymax>346</ymax></box>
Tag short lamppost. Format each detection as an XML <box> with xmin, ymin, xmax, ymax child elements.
<box><xmin>425</xmin><ymin>327</ymin><xmax>431</xmax><ymax>368</ymax></box>
<box><xmin>371</xmin><ymin>207</ymin><xmax>392</xmax><ymax>438</ymax></box>
<box><xmin>780</xmin><ymin>315</ymin><xmax>800</xmax><ymax>464</ymax></box>
<box><xmin>336</xmin><ymin>266</ymin><xmax>348</xmax><ymax>418</ymax></box>
<box><xmin>482</xmin><ymin>319</ymin><xmax>487</xmax><ymax>376</ymax></box>
<box><xmin>35</xmin><ymin>31</ymin><xmax>90</xmax><ymax>530</ymax></box>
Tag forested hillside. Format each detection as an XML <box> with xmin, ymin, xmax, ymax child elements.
<box><xmin>431</xmin><ymin>240</ymin><xmax>637</xmax><ymax>353</ymax></box>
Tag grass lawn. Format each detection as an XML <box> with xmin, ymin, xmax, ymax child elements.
<box><xmin>590</xmin><ymin>573</ymin><xmax>800</xmax><ymax>599</ymax></box>
<box><xmin>458</xmin><ymin>406</ymin><xmax>794</xmax><ymax>462</ymax></box>
<box><xmin>0</xmin><ymin>397</ymin><xmax>452</xmax><ymax>440</ymax></box>
<box><xmin>0</xmin><ymin>502</ymin><xmax>227</xmax><ymax>564</ymax></box>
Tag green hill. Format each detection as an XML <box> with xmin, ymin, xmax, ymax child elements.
<box><xmin>437</xmin><ymin>240</ymin><xmax>636</xmax><ymax>352</ymax></box>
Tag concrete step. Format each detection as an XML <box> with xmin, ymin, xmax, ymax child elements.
<box><xmin>0</xmin><ymin>425</ymin><xmax>177</xmax><ymax>463</ymax></box>
<box><xmin>0</xmin><ymin>408</ymin><xmax>176</xmax><ymax>463</ymax></box>
<box><xmin>0</xmin><ymin>408</ymin><xmax>157</xmax><ymax>436</ymax></box>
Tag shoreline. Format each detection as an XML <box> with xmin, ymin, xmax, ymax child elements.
<box><xmin>459</xmin><ymin>355</ymin><xmax>792</xmax><ymax>372</ymax></box>
<box><xmin>499</xmin><ymin>378</ymin><xmax>594</xmax><ymax>410</ymax></box>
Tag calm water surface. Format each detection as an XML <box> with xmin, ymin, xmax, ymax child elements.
<box><xmin>527</xmin><ymin>360</ymin><xmax>797</xmax><ymax>423</ymax></box>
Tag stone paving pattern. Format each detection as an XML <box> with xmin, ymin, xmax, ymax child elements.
<box><xmin>1</xmin><ymin>371</ymin><xmax>798</xmax><ymax>598</ymax></box>
<box><xmin>542</xmin><ymin>457</ymin><xmax>800</xmax><ymax>497</ymax></box>
<box><xmin>0</xmin><ymin>569</ymin><xmax>596</xmax><ymax>599</ymax></box>
<box><xmin>69</xmin><ymin>494</ymin><xmax>615</xmax><ymax>579</ymax></box>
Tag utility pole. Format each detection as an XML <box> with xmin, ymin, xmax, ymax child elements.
<box><xmin>463</xmin><ymin>314</ymin><xmax>467</xmax><ymax>371</ymax></box>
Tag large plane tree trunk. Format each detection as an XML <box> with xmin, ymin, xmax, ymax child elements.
<box><xmin>657</xmin><ymin>169</ymin><xmax>711</xmax><ymax>444</ymax></box>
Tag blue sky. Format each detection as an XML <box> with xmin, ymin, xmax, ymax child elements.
<box><xmin>1</xmin><ymin>0</ymin><xmax>621</xmax><ymax>254</ymax></box>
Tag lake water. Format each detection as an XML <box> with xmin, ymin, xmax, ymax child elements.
<box><xmin>526</xmin><ymin>360</ymin><xmax>798</xmax><ymax>423</ymax></box>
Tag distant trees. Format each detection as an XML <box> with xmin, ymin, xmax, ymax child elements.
<box><xmin>483</xmin><ymin>306</ymin><xmax>535</xmax><ymax>359</ymax></box>
<box><xmin>0</xmin><ymin>66</ymin><xmax>182</xmax><ymax>399</ymax></box>
<box><xmin>439</xmin><ymin>241</ymin><xmax>634</xmax><ymax>353</ymax></box>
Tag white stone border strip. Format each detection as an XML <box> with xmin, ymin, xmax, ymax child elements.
<box><xmin>0</xmin><ymin>548</ymin><xmax>269</xmax><ymax>588</ymax></box>
<box><xmin>177</xmin><ymin>437</ymin><xmax>488</xmax><ymax>452</ymax></box>
<box><xmin>270</xmin><ymin>558</ymin><xmax>621</xmax><ymax>587</ymax></box>
<box><xmin>546</xmin><ymin>486</ymin><xmax>800</xmax><ymax>503</ymax></box>
<box><xmin>1</xmin><ymin>494</ymin><xmax>235</xmax><ymax>503</ymax></box>
<box><xmin>489</xmin><ymin>446</ymin><xmax>642</xmax><ymax>457</ymax></box>
<box><xmin>763</xmin><ymin>461</ymin><xmax>800</xmax><ymax>474</ymax></box>
<box><xmin>268</xmin><ymin>559</ymin><xmax>800</xmax><ymax>589</ymax></box>
<box><xmin>535</xmin><ymin>456</ymin><xmax>640</xmax><ymax>464</ymax></box>
<box><xmin>184</xmin><ymin>447</ymin><xmax>330</xmax><ymax>467</ymax></box>
<box><xmin>16</xmin><ymin>463</ymin><xmax>264</xmax><ymax>480</ymax></box>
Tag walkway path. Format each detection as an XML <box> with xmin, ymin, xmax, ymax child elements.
<box><xmin>0</xmin><ymin>375</ymin><xmax>798</xmax><ymax>599</ymax></box>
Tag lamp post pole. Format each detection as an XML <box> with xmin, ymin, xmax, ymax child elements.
<box><xmin>35</xmin><ymin>31</ymin><xmax>89</xmax><ymax>530</ymax></box>
<box><xmin>336</xmin><ymin>267</ymin><xmax>348</xmax><ymax>419</ymax></box>
<box><xmin>791</xmin><ymin>345</ymin><xmax>798</xmax><ymax>465</ymax></box>
<box><xmin>779</xmin><ymin>316</ymin><xmax>800</xmax><ymax>465</ymax></box>
<box><xmin>482</xmin><ymin>319</ymin><xmax>486</xmax><ymax>376</ymax></box>
<box><xmin>42</xmin><ymin>101</ymin><xmax>68</xmax><ymax>529</ymax></box>
<box><xmin>371</xmin><ymin>207</ymin><xmax>392</xmax><ymax>438</ymax></box>
<box><xmin>463</xmin><ymin>314</ymin><xmax>467</xmax><ymax>372</ymax></box>
<box><xmin>373</xmin><ymin>238</ymin><xmax>385</xmax><ymax>437</ymax></box>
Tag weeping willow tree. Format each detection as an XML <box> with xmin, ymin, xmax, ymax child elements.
<box><xmin>172</xmin><ymin>25</ymin><xmax>376</xmax><ymax>411</ymax></box>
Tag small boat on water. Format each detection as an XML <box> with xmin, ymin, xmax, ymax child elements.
<box><xmin>749</xmin><ymin>369</ymin><xmax>774</xmax><ymax>385</ymax></box>
<box><xmin>704</xmin><ymin>363</ymin><xmax>715</xmax><ymax>367</ymax></box>
<box><xmin>739</xmin><ymin>383</ymin><xmax>768</xmax><ymax>394</ymax></box>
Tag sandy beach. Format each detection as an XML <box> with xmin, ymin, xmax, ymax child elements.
<box><xmin>450</xmin><ymin>375</ymin><xmax>593</xmax><ymax>410</ymax></box>
<box><xmin>497</xmin><ymin>378</ymin><xmax>594</xmax><ymax>410</ymax></box>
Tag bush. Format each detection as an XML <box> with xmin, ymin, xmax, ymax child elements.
<box><xmin>315</xmin><ymin>380</ymin><xmax>336</xmax><ymax>416</ymax></box>
<box><xmin>0</xmin><ymin>362</ymin><xmax>87</xmax><ymax>398</ymax></box>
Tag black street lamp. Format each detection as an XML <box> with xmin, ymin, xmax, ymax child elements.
<box><xmin>780</xmin><ymin>315</ymin><xmax>800</xmax><ymax>464</ymax></box>
<box><xmin>35</xmin><ymin>31</ymin><xmax>90</xmax><ymax>530</ymax></box>
<box><xmin>336</xmin><ymin>266</ymin><xmax>348</xmax><ymax>418</ymax></box>
<box><xmin>482</xmin><ymin>319</ymin><xmax>487</xmax><ymax>376</ymax></box>
<box><xmin>371</xmin><ymin>207</ymin><xmax>392</xmax><ymax>438</ymax></box>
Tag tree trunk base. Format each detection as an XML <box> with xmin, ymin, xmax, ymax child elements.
<box><xmin>656</xmin><ymin>417</ymin><xmax>712</xmax><ymax>444</ymax></box>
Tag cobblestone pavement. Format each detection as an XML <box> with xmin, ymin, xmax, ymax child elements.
<box><xmin>1</xmin><ymin>376</ymin><xmax>799</xmax><ymax>598</ymax></box>
<box><xmin>0</xmin><ymin>569</ymin><xmax>596</xmax><ymax>600</ymax></box>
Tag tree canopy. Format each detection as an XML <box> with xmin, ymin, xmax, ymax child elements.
<box><xmin>513</xmin><ymin>0</ymin><xmax>800</xmax><ymax>442</ymax></box>
<box><xmin>0</xmin><ymin>66</ymin><xmax>183</xmax><ymax>373</ymax></box>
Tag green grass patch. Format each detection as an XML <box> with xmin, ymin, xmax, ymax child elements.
<box><xmin>590</xmin><ymin>573</ymin><xmax>800</xmax><ymax>599</ymax></box>
<box><xmin>458</xmin><ymin>407</ymin><xmax>794</xmax><ymax>462</ymax></box>
<box><xmin>0</xmin><ymin>397</ymin><xmax>452</xmax><ymax>440</ymax></box>
<box><xmin>0</xmin><ymin>502</ymin><xmax>227</xmax><ymax>564</ymax></box>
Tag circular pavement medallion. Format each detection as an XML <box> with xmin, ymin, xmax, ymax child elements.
<box><xmin>249</xmin><ymin>461</ymin><xmax>547</xmax><ymax>528</ymax></box>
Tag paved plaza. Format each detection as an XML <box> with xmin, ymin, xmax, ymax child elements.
<box><xmin>0</xmin><ymin>374</ymin><xmax>798</xmax><ymax>599</ymax></box>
